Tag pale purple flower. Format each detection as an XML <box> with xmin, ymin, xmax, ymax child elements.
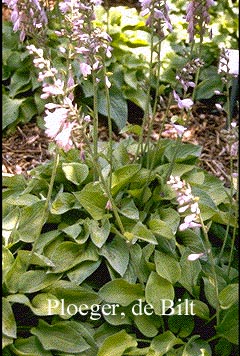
<box><xmin>173</xmin><ymin>124</ymin><xmax>187</xmax><ymax>137</ymax></box>
<box><xmin>44</xmin><ymin>108</ymin><xmax>69</xmax><ymax>138</ymax></box>
<box><xmin>173</xmin><ymin>91</ymin><xmax>193</xmax><ymax>110</ymax></box>
<box><xmin>84</xmin><ymin>115</ymin><xmax>91</xmax><ymax>123</ymax></box>
<box><xmin>215</xmin><ymin>103</ymin><xmax>223</xmax><ymax>111</ymax></box>
<box><xmin>185</xmin><ymin>0</ymin><xmax>214</xmax><ymax>42</ymax></box>
<box><xmin>58</xmin><ymin>0</ymin><xmax>112</xmax><ymax>78</ymax></box>
<box><xmin>80</xmin><ymin>63</ymin><xmax>92</xmax><ymax>78</ymax></box>
<box><xmin>105</xmin><ymin>200</ymin><xmax>113</xmax><ymax>210</ymax></box>
<box><xmin>176</xmin><ymin>58</ymin><xmax>204</xmax><ymax>93</ymax></box>
<box><xmin>105</xmin><ymin>76</ymin><xmax>111</xmax><ymax>88</ymax></box>
<box><xmin>167</xmin><ymin>176</ymin><xmax>201</xmax><ymax>231</ymax></box>
<box><xmin>55</xmin><ymin>122</ymin><xmax>75</xmax><ymax>152</ymax></box>
<box><xmin>41</xmin><ymin>80</ymin><xmax>65</xmax><ymax>99</ymax></box>
<box><xmin>139</xmin><ymin>0</ymin><xmax>172</xmax><ymax>37</ymax></box>
<box><xmin>218</xmin><ymin>49</ymin><xmax>239</xmax><ymax>77</ymax></box>
<box><xmin>3</xmin><ymin>0</ymin><xmax>48</xmax><ymax>41</ymax></box>
<box><xmin>188</xmin><ymin>252</ymin><xmax>205</xmax><ymax>261</ymax></box>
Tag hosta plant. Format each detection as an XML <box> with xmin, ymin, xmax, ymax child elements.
<box><xmin>2</xmin><ymin>0</ymin><xmax>239</xmax><ymax>355</ymax></box>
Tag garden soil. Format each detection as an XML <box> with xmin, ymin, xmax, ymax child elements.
<box><xmin>2</xmin><ymin>102</ymin><xmax>238</xmax><ymax>187</ymax></box>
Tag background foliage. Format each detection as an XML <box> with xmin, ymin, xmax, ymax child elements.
<box><xmin>2</xmin><ymin>0</ymin><xmax>239</xmax><ymax>132</ymax></box>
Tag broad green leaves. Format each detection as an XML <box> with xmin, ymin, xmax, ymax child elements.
<box><xmin>219</xmin><ymin>284</ymin><xmax>239</xmax><ymax>310</ymax></box>
<box><xmin>31</xmin><ymin>320</ymin><xmax>91</xmax><ymax>353</ymax></box>
<box><xmin>145</xmin><ymin>272</ymin><xmax>174</xmax><ymax>315</ymax></box>
<box><xmin>49</xmin><ymin>242</ymin><xmax>99</xmax><ymax>273</ymax></box>
<box><xmin>98</xmin><ymin>86</ymin><xmax>128</xmax><ymax>129</ymax></box>
<box><xmin>154</xmin><ymin>250</ymin><xmax>181</xmax><ymax>284</ymax></box>
<box><xmin>2</xmin><ymin>298</ymin><xmax>17</xmax><ymax>341</ymax></box>
<box><xmin>97</xmin><ymin>330</ymin><xmax>137</xmax><ymax>356</ymax></box>
<box><xmin>215</xmin><ymin>304</ymin><xmax>239</xmax><ymax>345</ymax></box>
<box><xmin>74</xmin><ymin>182</ymin><xmax>108</xmax><ymax>220</ymax></box>
<box><xmin>2</xmin><ymin>129</ymin><xmax>238</xmax><ymax>355</ymax></box>
<box><xmin>99</xmin><ymin>237</ymin><xmax>129</xmax><ymax>276</ymax></box>
<box><xmin>62</xmin><ymin>162</ymin><xmax>89</xmax><ymax>185</ymax></box>
<box><xmin>99</xmin><ymin>279</ymin><xmax>144</xmax><ymax>306</ymax></box>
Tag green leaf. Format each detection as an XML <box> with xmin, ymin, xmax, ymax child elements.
<box><xmin>130</xmin><ymin>221</ymin><xmax>158</xmax><ymax>244</ymax></box>
<box><xmin>99</xmin><ymin>279</ymin><xmax>144</xmax><ymax>306</ymax></box>
<box><xmin>62</xmin><ymin>162</ymin><xmax>89</xmax><ymax>185</ymax></box>
<box><xmin>145</xmin><ymin>272</ymin><xmax>174</xmax><ymax>315</ymax></box>
<box><xmin>214</xmin><ymin>338</ymin><xmax>235</xmax><ymax>356</ymax></box>
<box><xmin>45</xmin><ymin>280</ymin><xmax>102</xmax><ymax>308</ymax></box>
<box><xmin>182</xmin><ymin>335</ymin><xmax>212</xmax><ymax>356</ymax></box>
<box><xmin>18</xmin><ymin>250</ymin><xmax>55</xmax><ymax>268</ymax></box>
<box><xmin>99</xmin><ymin>237</ymin><xmax>129</xmax><ymax>276</ymax></box>
<box><xmin>124</xmin><ymin>70</ymin><xmax>138</xmax><ymax>90</ymax></box>
<box><xmin>31</xmin><ymin>320</ymin><xmax>90</xmax><ymax>353</ymax></box>
<box><xmin>9</xmin><ymin>68</ymin><xmax>31</xmax><ymax>98</ymax></box>
<box><xmin>168</xmin><ymin>315</ymin><xmax>195</xmax><ymax>338</ymax></box>
<box><xmin>5</xmin><ymin>254</ymin><xmax>28</xmax><ymax>293</ymax></box>
<box><xmin>20</xmin><ymin>97</ymin><xmax>38</xmax><ymax>123</ymax></box>
<box><xmin>158</xmin><ymin>207</ymin><xmax>181</xmax><ymax>234</ymax></box>
<box><xmin>103</xmin><ymin>306</ymin><xmax>132</xmax><ymax>326</ymax></box>
<box><xmin>165</xmin><ymin>143</ymin><xmax>202</xmax><ymax>163</ymax></box>
<box><xmin>18</xmin><ymin>270</ymin><xmax>61</xmax><ymax>294</ymax></box>
<box><xmin>124</xmin><ymin>87</ymin><xmax>149</xmax><ymax>112</ymax></box>
<box><xmin>2</xmin><ymin>22</ymin><xmax>20</xmax><ymax>50</ymax></box>
<box><xmin>50</xmin><ymin>241</ymin><xmax>98</xmax><ymax>273</ymax></box>
<box><xmin>111</xmin><ymin>164</ymin><xmax>141</xmax><ymax>196</ymax></box>
<box><xmin>2</xmin><ymin>297</ymin><xmax>17</xmax><ymax>339</ymax></box>
<box><xmin>150</xmin><ymin>330</ymin><xmax>184</xmax><ymax>354</ymax></box>
<box><xmin>175</xmin><ymin>300</ymin><xmax>210</xmax><ymax>320</ymax></box>
<box><xmin>219</xmin><ymin>284</ymin><xmax>239</xmax><ymax>310</ymax></box>
<box><xmin>67</xmin><ymin>260</ymin><xmax>101</xmax><ymax>285</ymax></box>
<box><xmin>216</xmin><ymin>304</ymin><xmax>239</xmax><ymax>345</ymax></box>
<box><xmin>98</xmin><ymin>86</ymin><xmax>128</xmax><ymax>129</ymax></box>
<box><xmin>2</xmin><ymin>247</ymin><xmax>15</xmax><ymax>281</ymax></box>
<box><xmin>4</xmin><ymin>193</ymin><xmax>40</xmax><ymax>206</ymax></box>
<box><xmin>195</xmin><ymin>76</ymin><xmax>223</xmax><ymax>100</ymax></box>
<box><xmin>178</xmin><ymin>248</ymin><xmax>202</xmax><ymax>296</ymax></box>
<box><xmin>154</xmin><ymin>250</ymin><xmax>181</xmax><ymax>284</ymax></box>
<box><xmin>2</xmin><ymin>94</ymin><xmax>24</xmax><ymax>130</ymax></box>
<box><xmin>60</xmin><ymin>222</ymin><xmax>82</xmax><ymax>240</ymax></box>
<box><xmin>203</xmin><ymin>276</ymin><xmax>219</xmax><ymax>309</ymax></box>
<box><xmin>148</xmin><ymin>218</ymin><xmax>175</xmax><ymax>240</ymax></box>
<box><xmin>2</xmin><ymin>173</ymin><xmax>26</xmax><ymax>190</ymax></box>
<box><xmin>192</xmin><ymin>186</ymin><xmax>218</xmax><ymax>220</ymax></box>
<box><xmin>12</xmin><ymin>336</ymin><xmax>52</xmax><ymax>356</ymax></box>
<box><xmin>30</xmin><ymin>293</ymin><xmax>62</xmax><ymax>316</ymax></box>
<box><xmin>50</xmin><ymin>192</ymin><xmax>75</xmax><ymax>215</ymax></box>
<box><xmin>74</xmin><ymin>182</ymin><xmax>108</xmax><ymax>220</ymax></box>
<box><xmin>119</xmin><ymin>198</ymin><xmax>139</xmax><ymax>220</ymax></box>
<box><xmin>133</xmin><ymin>313</ymin><xmax>161</xmax><ymax>338</ymax></box>
<box><xmin>89</xmin><ymin>218</ymin><xmax>111</xmax><ymax>248</ymax></box>
<box><xmin>97</xmin><ymin>330</ymin><xmax>137</xmax><ymax>356</ymax></box>
<box><xmin>15</xmin><ymin>201</ymin><xmax>46</xmax><ymax>243</ymax></box>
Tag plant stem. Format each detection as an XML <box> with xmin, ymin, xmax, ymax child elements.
<box><xmin>199</xmin><ymin>214</ymin><xmax>220</xmax><ymax>325</ymax></box>
<box><xmin>83</xmin><ymin>135</ymin><xmax>125</xmax><ymax>236</ymax></box>
<box><xmin>27</xmin><ymin>150</ymin><xmax>60</xmax><ymax>267</ymax></box>
<box><xmin>92</xmin><ymin>70</ymin><xmax>99</xmax><ymax>181</ymax></box>
<box><xmin>145</xmin><ymin>40</ymin><xmax>162</xmax><ymax>169</ymax></box>
<box><xmin>103</xmin><ymin>64</ymin><xmax>113</xmax><ymax>190</ymax></box>
<box><xmin>164</xmin><ymin>134</ymin><xmax>182</xmax><ymax>182</ymax></box>
<box><xmin>135</xmin><ymin>22</ymin><xmax>154</xmax><ymax>162</ymax></box>
<box><xmin>226</xmin><ymin>149</ymin><xmax>238</xmax><ymax>275</ymax></box>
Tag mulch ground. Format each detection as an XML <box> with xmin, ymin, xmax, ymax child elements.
<box><xmin>2</xmin><ymin>102</ymin><xmax>238</xmax><ymax>187</ymax></box>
